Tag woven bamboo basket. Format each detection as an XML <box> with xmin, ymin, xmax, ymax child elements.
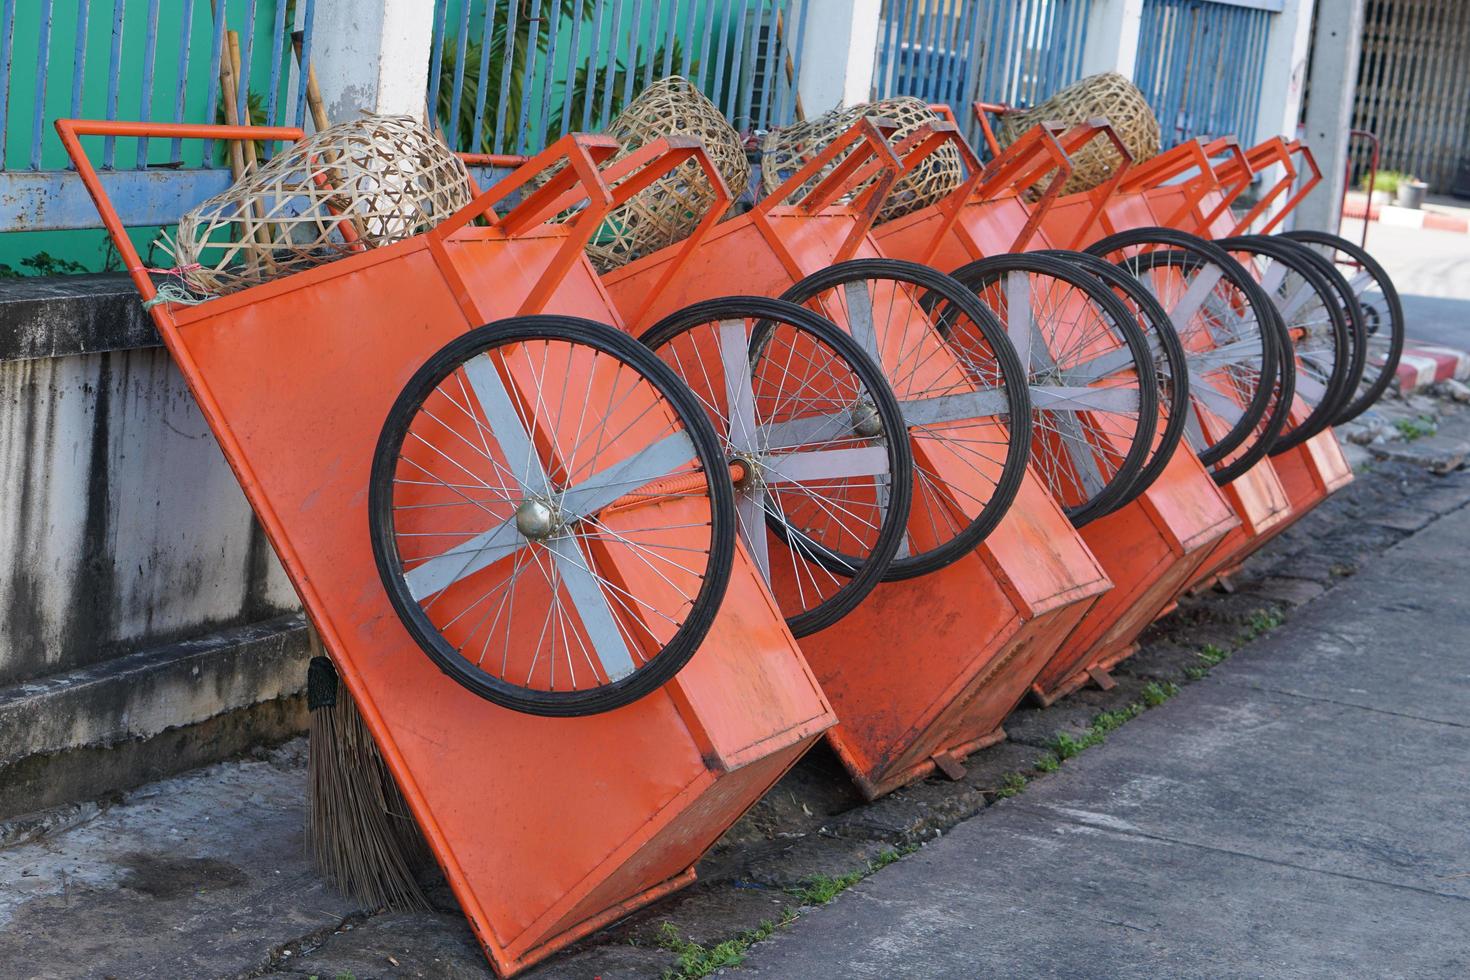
<box><xmin>162</xmin><ymin>114</ymin><xmax>472</xmax><ymax>296</ymax></box>
<box><xmin>583</xmin><ymin>76</ymin><xmax>750</xmax><ymax>272</ymax></box>
<box><xmin>997</xmin><ymin>72</ymin><xmax>1160</xmax><ymax>195</ymax></box>
<box><xmin>760</xmin><ymin>96</ymin><xmax>962</xmax><ymax>223</ymax></box>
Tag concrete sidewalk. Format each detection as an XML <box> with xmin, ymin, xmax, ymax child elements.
<box><xmin>733</xmin><ymin>506</ymin><xmax>1470</xmax><ymax>979</ymax></box>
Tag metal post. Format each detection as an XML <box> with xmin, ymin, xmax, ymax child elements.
<box><xmin>1298</xmin><ymin>0</ymin><xmax>1368</xmax><ymax>232</ymax></box>
<box><xmin>796</xmin><ymin>0</ymin><xmax>882</xmax><ymax>115</ymax></box>
<box><xmin>308</xmin><ymin>0</ymin><xmax>436</xmax><ymax>123</ymax></box>
<box><xmin>1080</xmin><ymin>0</ymin><xmax>1142</xmax><ymax>79</ymax></box>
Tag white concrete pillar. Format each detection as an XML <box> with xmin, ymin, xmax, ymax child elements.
<box><xmin>1254</xmin><ymin>0</ymin><xmax>1318</xmax><ymax>143</ymax></box>
<box><xmin>1249</xmin><ymin>0</ymin><xmax>1319</xmax><ymax>229</ymax></box>
<box><xmin>307</xmin><ymin>0</ymin><xmax>437</xmax><ymax>124</ymax></box>
<box><xmin>798</xmin><ymin>0</ymin><xmax>884</xmax><ymax>115</ymax></box>
<box><xmin>1296</xmin><ymin>0</ymin><xmax>1368</xmax><ymax>232</ymax></box>
<box><xmin>1080</xmin><ymin>0</ymin><xmax>1145</xmax><ymax>79</ymax></box>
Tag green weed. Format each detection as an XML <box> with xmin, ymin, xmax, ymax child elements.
<box><xmin>1244</xmin><ymin>608</ymin><xmax>1284</xmax><ymax>638</ymax></box>
<box><xmin>1198</xmin><ymin>643</ymin><xmax>1230</xmax><ymax>666</ymax></box>
<box><xmin>1141</xmin><ymin>681</ymin><xmax>1180</xmax><ymax>706</ymax></box>
<box><xmin>994</xmin><ymin>771</ymin><xmax>1030</xmax><ymax>798</ymax></box>
<box><xmin>1394</xmin><ymin>416</ymin><xmax>1436</xmax><ymax>441</ymax></box>
<box><xmin>1033</xmin><ymin>752</ymin><xmax>1061</xmax><ymax>774</ymax></box>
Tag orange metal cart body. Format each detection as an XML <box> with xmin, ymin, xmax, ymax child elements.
<box><xmin>875</xmin><ymin>120</ymin><xmax>1237</xmax><ymax>703</ymax></box>
<box><xmin>59</xmin><ymin>120</ymin><xmax>835</xmax><ymax>978</ymax></box>
<box><xmin>604</xmin><ymin>120</ymin><xmax>1110</xmax><ymax>798</ymax></box>
<box><xmin>1038</xmin><ymin>136</ymin><xmax>1305</xmax><ymax>591</ymax></box>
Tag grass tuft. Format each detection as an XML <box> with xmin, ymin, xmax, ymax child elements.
<box><xmin>994</xmin><ymin>772</ymin><xmax>1030</xmax><ymax>798</ymax></box>
<box><xmin>1141</xmin><ymin>680</ymin><xmax>1179</xmax><ymax>706</ymax></box>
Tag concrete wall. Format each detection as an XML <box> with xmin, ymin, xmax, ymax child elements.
<box><xmin>0</xmin><ymin>276</ymin><xmax>309</xmax><ymax>821</ymax></box>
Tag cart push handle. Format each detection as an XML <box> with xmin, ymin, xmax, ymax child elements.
<box><xmin>55</xmin><ymin>119</ymin><xmax>309</xmax><ymax>308</ymax></box>
<box><xmin>1047</xmin><ymin>118</ymin><xmax>1136</xmax><ymax>250</ymax></box>
<box><xmin>756</xmin><ymin>115</ymin><xmax>904</xmax><ymax>262</ymax></box>
<box><xmin>585</xmin><ymin>135</ymin><xmax>735</xmax><ymax>330</ymax></box>
<box><xmin>972</xmin><ymin>101</ymin><xmax>1012</xmax><ymax>158</ymax></box>
<box><xmin>434</xmin><ymin>131</ymin><xmax>622</xmax><ymax>241</ymax></box>
<box><xmin>757</xmin><ymin>115</ymin><xmax>902</xmax><ymax>216</ymax></box>
<box><xmin>1243</xmin><ymin>139</ymin><xmax>1321</xmax><ymax>235</ymax></box>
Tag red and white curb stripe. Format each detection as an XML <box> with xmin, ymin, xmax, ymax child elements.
<box><xmin>1343</xmin><ymin>194</ymin><xmax>1470</xmax><ymax>234</ymax></box>
<box><xmin>1396</xmin><ymin>344</ymin><xmax>1470</xmax><ymax>392</ymax></box>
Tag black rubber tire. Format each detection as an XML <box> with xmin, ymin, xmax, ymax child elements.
<box><xmin>1281</xmin><ymin>229</ymin><xmax>1405</xmax><ymax>421</ymax></box>
<box><xmin>1036</xmin><ymin>249</ymin><xmax>1191</xmax><ymax>512</ymax></box>
<box><xmin>779</xmin><ymin>258</ymin><xmax>1032</xmax><ymax>580</ymax></box>
<box><xmin>639</xmin><ymin>296</ymin><xmax>913</xmax><ymax>636</ymax></box>
<box><xmin>1221</xmin><ymin>235</ymin><xmax>1353</xmax><ymax>452</ymax></box>
<box><xmin>1268</xmin><ymin>236</ymin><xmax>1369</xmax><ymax>421</ymax></box>
<box><xmin>948</xmin><ymin>251</ymin><xmax>1161</xmax><ymax>524</ymax></box>
<box><xmin>1085</xmin><ymin>227</ymin><xmax>1287</xmax><ymax>486</ymax></box>
<box><xmin>1265</xmin><ymin>235</ymin><xmax>1369</xmax><ymax>428</ymax></box>
<box><xmin>370</xmin><ymin>315</ymin><xmax>736</xmax><ymax>717</ymax></box>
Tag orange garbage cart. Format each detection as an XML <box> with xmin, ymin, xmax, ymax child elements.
<box><xmin>873</xmin><ymin>117</ymin><xmax>1238</xmax><ymax>703</ymax></box>
<box><xmin>61</xmin><ymin>119</ymin><xmax>836</xmax><ymax>977</ymax></box>
<box><xmin>604</xmin><ymin>118</ymin><xmax>1110</xmax><ymax>798</ymax></box>
<box><xmin>1151</xmin><ymin>139</ymin><xmax>1355</xmax><ymax>558</ymax></box>
<box><xmin>1034</xmin><ymin>133</ymin><xmax>1298</xmax><ymax>591</ymax></box>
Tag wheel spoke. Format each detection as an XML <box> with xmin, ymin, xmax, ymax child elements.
<box><xmin>1189</xmin><ymin>372</ymin><xmax>1248</xmax><ymax>426</ymax></box>
<box><xmin>1030</xmin><ymin>384</ymin><xmax>1139</xmax><ymax>414</ymax></box>
<box><xmin>559</xmin><ymin>429</ymin><xmax>697</xmax><ymax>518</ymax></box>
<box><xmin>736</xmin><ymin>487</ymin><xmax>771</xmax><ymax>581</ymax></box>
<box><xmin>719</xmin><ymin>319</ymin><xmax>759</xmax><ymax>453</ymax></box>
<box><xmin>543</xmin><ymin>533</ymin><xmax>636</xmax><ymax>681</ymax></box>
<box><xmin>462</xmin><ymin>353</ymin><xmax>549</xmax><ymax>497</ymax></box>
<box><xmin>900</xmin><ymin>388</ymin><xmax>1010</xmax><ymax>426</ymax></box>
<box><xmin>766</xmin><ymin>445</ymin><xmax>891</xmax><ymax>483</ymax></box>
<box><xmin>844</xmin><ymin>279</ymin><xmax>880</xmax><ymax>361</ymax></box>
<box><xmin>404</xmin><ymin>517</ymin><xmax>526</xmax><ymax>601</ymax></box>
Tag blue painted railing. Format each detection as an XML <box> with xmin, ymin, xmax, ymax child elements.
<box><xmin>429</xmin><ymin>0</ymin><xmax>810</xmax><ymax>157</ymax></box>
<box><xmin>1134</xmin><ymin>0</ymin><xmax>1277</xmax><ymax>148</ymax></box>
<box><xmin>0</xmin><ymin>0</ymin><xmax>316</xmax><ymax>232</ymax></box>
<box><xmin>872</xmin><ymin>0</ymin><xmax>1094</xmax><ymax>149</ymax></box>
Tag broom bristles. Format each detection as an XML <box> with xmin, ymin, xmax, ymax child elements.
<box><xmin>306</xmin><ymin>641</ymin><xmax>432</xmax><ymax>911</ymax></box>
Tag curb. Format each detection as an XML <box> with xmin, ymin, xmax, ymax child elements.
<box><xmin>1398</xmin><ymin>344</ymin><xmax>1470</xmax><ymax>392</ymax></box>
<box><xmin>1343</xmin><ymin>194</ymin><xmax>1470</xmax><ymax>234</ymax></box>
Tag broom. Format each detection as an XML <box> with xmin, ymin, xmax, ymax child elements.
<box><xmin>306</xmin><ymin>641</ymin><xmax>431</xmax><ymax>911</ymax></box>
<box><xmin>290</xmin><ymin>34</ymin><xmax>431</xmax><ymax>912</ymax></box>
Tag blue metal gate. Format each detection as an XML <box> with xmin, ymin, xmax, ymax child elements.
<box><xmin>0</xmin><ymin>0</ymin><xmax>317</xmax><ymax>233</ymax></box>
<box><xmin>428</xmin><ymin>0</ymin><xmax>810</xmax><ymax>157</ymax></box>
<box><xmin>872</xmin><ymin>0</ymin><xmax>1094</xmax><ymax>146</ymax></box>
<box><xmin>1134</xmin><ymin>0</ymin><xmax>1276</xmax><ymax>147</ymax></box>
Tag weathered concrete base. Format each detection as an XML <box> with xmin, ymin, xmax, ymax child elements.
<box><xmin>0</xmin><ymin>615</ymin><xmax>309</xmax><ymax>821</ymax></box>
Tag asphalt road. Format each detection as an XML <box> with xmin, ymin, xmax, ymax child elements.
<box><xmin>732</xmin><ymin>504</ymin><xmax>1470</xmax><ymax>979</ymax></box>
<box><xmin>1340</xmin><ymin>217</ymin><xmax>1470</xmax><ymax>352</ymax></box>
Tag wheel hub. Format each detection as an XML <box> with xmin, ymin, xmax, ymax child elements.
<box><xmin>850</xmin><ymin>398</ymin><xmax>883</xmax><ymax>437</ymax></box>
<box><xmin>514</xmin><ymin>498</ymin><xmax>558</xmax><ymax>540</ymax></box>
<box><xmin>732</xmin><ymin>452</ymin><xmax>766</xmax><ymax>493</ymax></box>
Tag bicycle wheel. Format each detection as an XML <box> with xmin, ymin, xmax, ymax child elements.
<box><xmin>1036</xmin><ymin>248</ymin><xmax>1190</xmax><ymax>511</ymax></box>
<box><xmin>1086</xmin><ymin>227</ymin><xmax>1285</xmax><ymax>486</ymax></box>
<box><xmin>1282</xmin><ymin>229</ymin><xmax>1405</xmax><ymax>421</ymax></box>
<box><xmin>1270</xmin><ymin>235</ymin><xmax>1369</xmax><ymax>428</ymax></box>
<box><xmin>371</xmin><ymin>316</ymin><xmax>736</xmax><ymax>717</ymax></box>
<box><xmin>640</xmin><ymin>297</ymin><xmax>912</xmax><ymax>636</ymax></box>
<box><xmin>949</xmin><ymin>252</ymin><xmax>1159</xmax><ymax>526</ymax></box>
<box><xmin>1220</xmin><ymin>235</ymin><xmax>1353</xmax><ymax>452</ymax></box>
<box><xmin>779</xmin><ymin>258</ymin><xmax>1032</xmax><ymax>580</ymax></box>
